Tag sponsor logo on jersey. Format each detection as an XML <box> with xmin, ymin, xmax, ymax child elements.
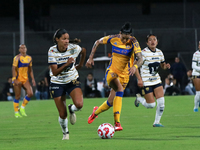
<box><xmin>57</xmin><ymin>57</ymin><xmax>70</xmax><ymax>61</ymax></box>
<box><xmin>152</xmin><ymin>57</ymin><xmax>159</xmax><ymax>60</ymax></box>
<box><xmin>149</xmin><ymin>77</ymin><xmax>157</xmax><ymax>81</ymax></box>
<box><xmin>51</xmin><ymin>86</ymin><xmax>59</xmax><ymax>89</ymax></box>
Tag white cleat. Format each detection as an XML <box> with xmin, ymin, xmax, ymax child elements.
<box><xmin>62</xmin><ymin>132</ymin><xmax>69</xmax><ymax>140</ymax></box>
<box><xmin>68</xmin><ymin>104</ymin><xmax>76</xmax><ymax>125</ymax></box>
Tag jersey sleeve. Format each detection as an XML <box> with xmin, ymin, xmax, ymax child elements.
<box><xmin>76</xmin><ymin>45</ymin><xmax>82</xmax><ymax>54</ymax></box>
<box><xmin>48</xmin><ymin>49</ymin><xmax>57</xmax><ymax>65</ymax></box>
<box><xmin>160</xmin><ymin>51</ymin><xmax>165</xmax><ymax>63</ymax></box>
<box><xmin>192</xmin><ymin>51</ymin><xmax>198</xmax><ymax>62</ymax></box>
<box><xmin>141</xmin><ymin>50</ymin><xmax>146</xmax><ymax>61</ymax></box>
<box><xmin>132</xmin><ymin>37</ymin><xmax>141</xmax><ymax>54</ymax></box>
<box><xmin>102</xmin><ymin>35</ymin><xmax>113</xmax><ymax>44</ymax></box>
<box><xmin>12</xmin><ymin>56</ymin><xmax>19</xmax><ymax>67</ymax></box>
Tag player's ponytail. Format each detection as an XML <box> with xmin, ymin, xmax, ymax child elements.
<box><xmin>69</xmin><ymin>38</ymin><xmax>81</xmax><ymax>44</ymax></box>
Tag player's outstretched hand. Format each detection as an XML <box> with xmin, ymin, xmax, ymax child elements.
<box><xmin>85</xmin><ymin>58</ymin><xmax>94</xmax><ymax>68</ymax></box>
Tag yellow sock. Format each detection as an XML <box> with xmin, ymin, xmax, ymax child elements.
<box><xmin>95</xmin><ymin>100</ymin><xmax>112</xmax><ymax>115</ymax></box>
<box><xmin>13</xmin><ymin>99</ymin><xmax>20</xmax><ymax>112</ymax></box>
<box><xmin>21</xmin><ymin>96</ymin><xmax>31</xmax><ymax>107</ymax></box>
<box><xmin>113</xmin><ymin>92</ymin><xmax>123</xmax><ymax>123</ymax></box>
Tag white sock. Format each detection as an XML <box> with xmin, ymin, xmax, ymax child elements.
<box><xmin>71</xmin><ymin>104</ymin><xmax>79</xmax><ymax>112</ymax></box>
<box><xmin>58</xmin><ymin>117</ymin><xmax>68</xmax><ymax>134</ymax></box>
<box><xmin>154</xmin><ymin>97</ymin><xmax>165</xmax><ymax>124</ymax></box>
<box><xmin>138</xmin><ymin>97</ymin><xmax>155</xmax><ymax>108</ymax></box>
<box><xmin>137</xmin><ymin>97</ymin><xmax>146</xmax><ymax>104</ymax></box>
<box><xmin>194</xmin><ymin>91</ymin><xmax>200</xmax><ymax>109</ymax></box>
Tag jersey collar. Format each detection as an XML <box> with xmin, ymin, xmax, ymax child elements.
<box><xmin>147</xmin><ymin>47</ymin><xmax>156</xmax><ymax>53</ymax></box>
<box><xmin>56</xmin><ymin>45</ymin><xmax>68</xmax><ymax>53</ymax></box>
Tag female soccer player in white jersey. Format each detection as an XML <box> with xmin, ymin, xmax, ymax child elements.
<box><xmin>48</xmin><ymin>29</ymin><xmax>86</xmax><ymax>140</ymax></box>
<box><xmin>134</xmin><ymin>34</ymin><xmax>170</xmax><ymax>127</ymax></box>
<box><xmin>192</xmin><ymin>41</ymin><xmax>200</xmax><ymax>112</ymax></box>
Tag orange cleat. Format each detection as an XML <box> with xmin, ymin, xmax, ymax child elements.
<box><xmin>88</xmin><ymin>106</ymin><xmax>98</xmax><ymax>124</ymax></box>
<box><xmin>114</xmin><ymin>122</ymin><xmax>123</xmax><ymax>131</ymax></box>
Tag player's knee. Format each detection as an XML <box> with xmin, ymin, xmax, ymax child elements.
<box><xmin>27</xmin><ymin>91</ymin><xmax>33</xmax><ymax>98</ymax></box>
<box><xmin>146</xmin><ymin>102</ymin><xmax>156</xmax><ymax>108</ymax></box>
<box><xmin>75</xmin><ymin>101</ymin><xmax>83</xmax><ymax>109</ymax></box>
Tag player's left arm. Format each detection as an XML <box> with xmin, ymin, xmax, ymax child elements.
<box><xmin>28</xmin><ymin>60</ymin><xmax>36</xmax><ymax>86</ymax></box>
<box><xmin>85</xmin><ymin>37</ymin><xmax>105</xmax><ymax>68</ymax></box>
<box><xmin>75</xmin><ymin>47</ymin><xmax>86</xmax><ymax>70</ymax></box>
<box><xmin>129</xmin><ymin>52</ymin><xmax>143</xmax><ymax>76</ymax></box>
<box><xmin>135</xmin><ymin>52</ymin><xmax>143</xmax><ymax>68</ymax></box>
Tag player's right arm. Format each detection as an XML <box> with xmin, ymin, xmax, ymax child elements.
<box><xmin>85</xmin><ymin>37</ymin><xmax>105</xmax><ymax>68</ymax></box>
<box><xmin>12</xmin><ymin>56</ymin><xmax>20</xmax><ymax>85</ymax></box>
<box><xmin>50</xmin><ymin>57</ymin><xmax>75</xmax><ymax>76</ymax></box>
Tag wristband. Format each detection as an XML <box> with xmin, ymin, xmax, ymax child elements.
<box><xmin>12</xmin><ymin>77</ymin><xmax>16</xmax><ymax>82</ymax></box>
<box><xmin>134</xmin><ymin>64</ymin><xmax>138</xmax><ymax>69</ymax></box>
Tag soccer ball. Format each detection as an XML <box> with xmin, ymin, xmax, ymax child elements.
<box><xmin>97</xmin><ymin>123</ymin><xmax>115</xmax><ymax>139</ymax></box>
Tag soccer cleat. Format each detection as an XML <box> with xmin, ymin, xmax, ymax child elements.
<box><xmin>20</xmin><ymin>108</ymin><xmax>27</xmax><ymax>116</ymax></box>
<box><xmin>114</xmin><ymin>122</ymin><xmax>123</xmax><ymax>131</ymax></box>
<box><xmin>68</xmin><ymin>104</ymin><xmax>76</xmax><ymax>125</ymax></box>
<box><xmin>88</xmin><ymin>106</ymin><xmax>98</xmax><ymax>124</ymax></box>
<box><xmin>62</xmin><ymin>132</ymin><xmax>69</xmax><ymax>140</ymax></box>
<box><xmin>134</xmin><ymin>94</ymin><xmax>141</xmax><ymax>107</ymax></box>
<box><xmin>134</xmin><ymin>99</ymin><xmax>140</xmax><ymax>107</ymax></box>
<box><xmin>194</xmin><ymin>108</ymin><xmax>198</xmax><ymax>112</ymax></box>
<box><xmin>153</xmin><ymin>123</ymin><xmax>164</xmax><ymax>127</ymax></box>
<box><xmin>15</xmin><ymin>112</ymin><xmax>22</xmax><ymax>118</ymax></box>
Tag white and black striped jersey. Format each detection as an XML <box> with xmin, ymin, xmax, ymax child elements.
<box><xmin>192</xmin><ymin>50</ymin><xmax>200</xmax><ymax>76</ymax></box>
<box><xmin>140</xmin><ymin>47</ymin><xmax>165</xmax><ymax>86</ymax></box>
<box><xmin>48</xmin><ymin>44</ymin><xmax>82</xmax><ymax>84</ymax></box>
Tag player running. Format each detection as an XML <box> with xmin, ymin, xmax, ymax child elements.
<box><xmin>48</xmin><ymin>29</ymin><xmax>86</xmax><ymax>140</ymax></box>
<box><xmin>86</xmin><ymin>22</ymin><xmax>143</xmax><ymax>131</ymax></box>
<box><xmin>192</xmin><ymin>41</ymin><xmax>200</xmax><ymax>112</ymax></box>
<box><xmin>12</xmin><ymin>44</ymin><xmax>36</xmax><ymax>118</ymax></box>
<box><xmin>134</xmin><ymin>34</ymin><xmax>170</xmax><ymax>127</ymax></box>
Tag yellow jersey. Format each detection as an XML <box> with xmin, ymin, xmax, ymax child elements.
<box><xmin>103</xmin><ymin>34</ymin><xmax>141</xmax><ymax>75</ymax></box>
<box><xmin>12</xmin><ymin>54</ymin><xmax>32</xmax><ymax>81</ymax></box>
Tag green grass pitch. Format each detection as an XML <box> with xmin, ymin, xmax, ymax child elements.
<box><xmin>0</xmin><ymin>95</ymin><xmax>199</xmax><ymax>150</ymax></box>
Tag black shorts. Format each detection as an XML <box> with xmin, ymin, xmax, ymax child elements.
<box><xmin>192</xmin><ymin>75</ymin><xmax>200</xmax><ymax>79</ymax></box>
<box><xmin>49</xmin><ymin>78</ymin><xmax>81</xmax><ymax>98</ymax></box>
<box><xmin>142</xmin><ymin>83</ymin><xmax>163</xmax><ymax>95</ymax></box>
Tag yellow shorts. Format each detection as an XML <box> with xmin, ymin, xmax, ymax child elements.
<box><xmin>17</xmin><ymin>77</ymin><xmax>28</xmax><ymax>85</ymax></box>
<box><xmin>105</xmin><ymin>69</ymin><xmax>129</xmax><ymax>90</ymax></box>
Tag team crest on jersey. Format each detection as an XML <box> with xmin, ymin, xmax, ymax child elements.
<box><xmin>70</xmin><ymin>49</ymin><xmax>75</xmax><ymax>54</ymax></box>
<box><xmin>134</xmin><ymin>43</ymin><xmax>139</xmax><ymax>48</ymax></box>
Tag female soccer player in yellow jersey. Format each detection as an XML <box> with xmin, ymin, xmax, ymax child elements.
<box><xmin>86</xmin><ymin>22</ymin><xmax>143</xmax><ymax>131</ymax></box>
<box><xmin>12</xmin><ymin>44</ymin><xmax>36</xmax><ymax>118</ymax></box>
